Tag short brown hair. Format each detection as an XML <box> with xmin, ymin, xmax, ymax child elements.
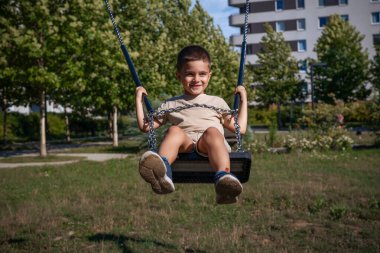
<box><xmin>176</xmin><ymin>45</ymin><xmax>211</xmax><ymax>71</ymax></box>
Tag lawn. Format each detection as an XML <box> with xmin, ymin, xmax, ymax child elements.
<box><xmin>0</xmin><ymin>149</ymin><xmax>379</xmax><ymax>252</ymax></box>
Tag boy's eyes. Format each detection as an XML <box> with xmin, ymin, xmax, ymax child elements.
<box><xmin>185</xmin><ymin>72</ymin><xmax>208</xmax><ymax>76</ymax></box>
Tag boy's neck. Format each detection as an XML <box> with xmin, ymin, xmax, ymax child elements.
<box><xmin>183</xmin><ymin>92</ymin><xmax>206</xmax><ymax>99</ymax></box>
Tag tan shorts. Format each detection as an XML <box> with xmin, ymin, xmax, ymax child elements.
<box><xmin>186</xmin><ymin>131</ymin><xmax>231</xmax><ymax>157</ymax></box>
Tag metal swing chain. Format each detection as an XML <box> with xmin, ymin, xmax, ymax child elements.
<box><xmin>104</xmin><ymin>0</ymin><xmax>125</xmax><ymax>47</ymax></box>
<box><xmin>145</xmin><ymin>104</ymin><xmax>243</xmax><ymax>152</ymax></box>
<box><xmin>233</xmin><ymin>110</ymin><xmax>243</xmax><ymax>152</ymax></box>
<box><xmin>147</xmin><ymin>112</ymin><xmax>157</xmax><ymax>151</ymax></box>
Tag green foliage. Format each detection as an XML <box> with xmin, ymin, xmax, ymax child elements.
<box><xmin>283</xmin><ymin>127</ymin><xmax>354</xmax><ymax>152</ymax></box>
<box><xmin>248</xmin><ymin>107</ymin><xmax>276</xmax><ymax>125</ymax></box>
<box><xmin>268</xmin><ymin>119</ymin><xmax>277</xmax><ymax>147</ymax></box>
<box><xmin>7</xmin><ymin>113</ymin><xmax>40</xmax><ymax>141</ymax></box>
<box><xmin>314</xmin><ymin>15</ymin><xmax>370</xmax><ymax>103</ymax></box>
<box><xmin>298</xmin><ymin>102</ymin><xmax>348</xmax><ymax>133</ymax></box>
<box><xmin>345</xmin><ymin>100</ymin><xmax>380</xmax><ymax>130</ymax></box>
<box><xmin>46</xmin><ymin>114</ymin><xmax>66</xmax><ymax>139</ymax></box>
<box><xmin>1</xmin><ymin>0</ymin><xmax>241</xmax><ymax>140</ymax></box>
<box><xmin>370</xmin><ymin>45</ymin><xmax>380</xmax><ymax>97</ymax></box>
<box><xmin>252</xmin><ymin>23</ymin><xmax>300</xmax><ymax>107</ymax></box>
<box><xmin>308</xmin><ymin>196</ymin><xmax>327</xmax><ymax>214</ymax></box>
<box><xmin>330</xmin><ymin>205</ymin><xmax>348</xmax><ymax>220</ymax></box>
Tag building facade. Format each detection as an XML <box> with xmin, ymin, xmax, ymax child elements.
<box><xmin>229</xmin><ymin>0</ymin><xmax>380</xmax><ymax>64</ymax></box>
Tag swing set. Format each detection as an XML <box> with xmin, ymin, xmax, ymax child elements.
<box><xmin>104</xmin><ymin>0</ymin><xmax>252</xmax><ymax>183</ymax></box>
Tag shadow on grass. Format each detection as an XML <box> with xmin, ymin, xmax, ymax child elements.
<box><xmin>103</xmin><ymin>145</ymin><xmax>142</xmax><ymax>153</ymax></box>
<box><xmin>88</xmin><ymin>233</ymin><xmax>178</xmax><ymax>253</ymax></box>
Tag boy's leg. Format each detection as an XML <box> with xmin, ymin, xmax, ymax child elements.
<box><xmin>139</xmin><ymin>126</ymin><xmax>193</xmax><ymax>194</ymax></box>
<box><xmin>197</xmin><ymin>127</ymin><xmax>230</xmax><ymax>171</ymax></box>
<box><xmin>197</xmin><ymin>127</ymin><xmax>243</xmax><ymax>204</ymax></box>
<box><xmin>159</xmin><ymin>126</ymin><xmax>194</xmax><ymax>164</ymax></box>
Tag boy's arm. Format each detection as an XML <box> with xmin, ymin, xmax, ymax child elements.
<box><xmin>223</xmin><ymin>86</ymin><xmax>248</xmax><ymax>134</ymax></box>
<box><xmin>135</xmin><ymin>87</ymin><xmax>161</xmax><ymax>132</ymax></box>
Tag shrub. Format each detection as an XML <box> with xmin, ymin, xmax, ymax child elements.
<box><xmin>297</xmin><ymin>102</ymin><xmax>349</xmax><ymax>133</ymax></box>
<box><xmin>283</xmin><ymin>129</ymin><xmax>354</xmax><ymax>152</ymax></box>
<box><xmin>247</xmin><ymin>139</ymin><xmax>268</xmax><ymax>153</ymax></box>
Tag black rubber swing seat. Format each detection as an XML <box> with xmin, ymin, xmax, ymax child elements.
<box><xmin>171</xmin><ymin>151</ymin><xmax>252</xmax><ymax>183</ymax></box>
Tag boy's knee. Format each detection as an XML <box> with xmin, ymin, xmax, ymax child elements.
<box><xmin>203</xmin><ymin>127</ymin><xmax>223</xmax><ymax>141</ymax></box>
<box><xmin>166</xmin><ymin>125</ymin><xmax>184</xmax><ymax>136</ymax></box>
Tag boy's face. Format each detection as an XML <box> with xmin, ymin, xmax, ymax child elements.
<box><xmin>176</xmin><ymin>60</ymin><xmax>211</xmax><ymax>97</ymax></box>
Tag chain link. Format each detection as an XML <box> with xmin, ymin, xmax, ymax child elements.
<box><xmin>145</xmin><ymin>104</ymin><xmax>243</xmax><ymax>152</ymax></box>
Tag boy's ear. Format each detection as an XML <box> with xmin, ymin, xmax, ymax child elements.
<box><xmin>176</xmin><ymin>71</ymin><xmax>181</xmax><ymax>80</ymax></box>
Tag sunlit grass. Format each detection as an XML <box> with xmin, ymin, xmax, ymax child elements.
<box><xmin>0</xmin><ymin>150</ymin><xmax>379</xmax><ymax>252</ymax></box>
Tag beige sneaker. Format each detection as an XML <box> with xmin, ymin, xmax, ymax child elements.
<box><xmin>139</xmin><ymin>151</ymin><xmax>175</xmax><ymax>194</ymax></box>
<box><xmin>215</xmin><ymin>172</ymin><xmax>243</xmax><ymax>204</ymax></box>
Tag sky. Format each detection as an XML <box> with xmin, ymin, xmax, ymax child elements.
<box><xmin>191</xmin><ymin>0</ymin><xmax>240</xmax><ymax>40</ymax></box>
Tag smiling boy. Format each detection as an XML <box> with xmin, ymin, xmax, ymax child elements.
<box><xmin>135</xmin><ymin>45</ymin><xmax>247</xmax><ymax>204</ymax></box>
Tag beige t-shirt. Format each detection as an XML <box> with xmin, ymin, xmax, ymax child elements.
<box><xmin>156</xmin><ymin>94</ymin><xmax>231</xmax><ymax>143</ymax></box>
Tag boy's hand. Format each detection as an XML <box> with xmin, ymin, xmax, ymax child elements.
<box><xmin>136</xmin><ymin>86</ymin><xmax>148</xmax><ymax>101</ymax></box>
<box><xmin>235</xmin><ymin>85</ymin><xmax>247</xmax><ymax>102</ymax></box>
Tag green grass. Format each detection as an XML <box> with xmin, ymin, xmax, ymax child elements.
<box><xmin>0</xmin><ymin>150</ymin><xmax>379</xmax><ymax>252</ymax></box>
<box><xmin>0</xmin><ymin>155</ymin><xmax>86</xmax><ymax>163</ymax></box>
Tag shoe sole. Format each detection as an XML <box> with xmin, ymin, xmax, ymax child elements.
<box><xmin>215</xmin><ymin>175</ymin><xmax>243</xmax><ymax>204</ymax></box>
<box><xmin>139</xmin><ymin>151</ymin><xmax>175</xmax><ymax>194</ymax></box>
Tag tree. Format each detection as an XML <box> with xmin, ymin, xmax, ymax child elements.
<box><xmin>314</xmin><ymin>14</ymin><xmax>370</xmax><ymax>104</ymax></box>
<box><xmin>1</xmin><ymin>0</ymin><xmax>243</xmax><ymax>148</ymax></box>
<box><xmin>0</xmin><ymin>0</ymin><xmax>66</xmax><ymax>156</ymax></box>
<box><xmin>110</xmin><ymin>0</ymin><xmax>241</xmax><ymax>103</ymax></box>
<box><xmin>371</xmin><ymin>44</ymin><xmax>380</xmax><ymax>99</ymax></box>
<box><xmin>252</xmin><ymin>23</ymin><xmax>300</xmax><ymax>127</ymax></box>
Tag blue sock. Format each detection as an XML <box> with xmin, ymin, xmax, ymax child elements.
<box><xmin>161</xmin><ymin>156</ymin><xmax>173</xmax><ymax>179</ymax></box>
<box><xmin>214</xmin><ymin>171</ymin><xmax>228</xmax><ymax>183</ymax></box>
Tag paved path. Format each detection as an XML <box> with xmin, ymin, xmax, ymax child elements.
<box><xmin>0</xmin><ymin>153</ymin><xmax>129</xmax><ymax>169</ymax></box>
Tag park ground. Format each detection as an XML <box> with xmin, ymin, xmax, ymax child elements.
<box><xmin>0</xmin><ymin>140</ymin><xmax>379</xmax><ymax>252</ymax></box>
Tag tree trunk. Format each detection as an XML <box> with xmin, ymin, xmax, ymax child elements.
<box><xmin>64</xmin><ymin>107</ymin><xmax>71</xmax><ymax>143</ymax></box>
<box><xmin>112</xmin><ymin>106</ymin><xmax>118</xmax><ymax>147</ymax></box>
<box><xmin>108</xmin><ymin>112</ymin><xmax>113</xmax><ymax>139</ymax></box>
<box><xmin>1</xmin><ymin>95</ymin><xmax>7</xmax><ymax>144</ymax></box>
<box><xmin>40</xmin><ymin>90</ymin><xmax>47</xmax><ymax>157</ymax></box>
<box><xmin>2</xmin><ymin>109</ymin><xmax>7</xmax><ymax>145</ymax></box>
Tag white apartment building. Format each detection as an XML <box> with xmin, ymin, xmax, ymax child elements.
<box><xmin>229</xmin><ymin>0</ymin><xmax>380</xmax><ymax>64</ymax></box>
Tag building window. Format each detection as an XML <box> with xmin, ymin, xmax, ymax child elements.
<box><xmin>341</xmin><ymin>15</ymin><xmax>349</xmax><ymax>21</ymax></box>
<box><xmin>246</xmin><ymin>45</ymin><xmax>253</xmax><ymax>55</ymax></box>
<box><xmin>339</xmin><ymin>0</ymin><xmax>348</xmax><ymax>5</ymax></box>
<box><xmin>297</xmin><ymin>40</ymin><xmax>307</xmax><ymax>52</ymax></box>
<box><xmin>298</xmin><ymin>60</ymin><xmax>308</xmax><ymax>72</ymax></box>
<box><xmin>276</xmin><ymin>21</ymin><xmax>285</xmax><ymax>32</ymax></box>
<box><xmin>319</xmin><ymin>17</ymin><xmax>329</xmax><ymax>28</ymax></box>
<box><xmin>372</xmin><ymin>12</ymin><xmax>380</xmax><ymax>24</ymax></box>
<box><xmin>372</xmin><ymin>34</ymin><xmax>380</xmax><ymax>45</ymax></box>
<box><xmin>318</xmin><ymin>0</ymin><xmax>325</xmax><ymax>7</ymax></box>
<box><xmin>297</xmin><ymin>0</ymin><xmax>305</xmax><ymax>8</ymax></box>
<box><xmin>276</xmin><ymin>0</ymin><xmax>284</xmax><ymax>11</ymax></box>
<box><xmin>297</xmin><ymin>19</ymin><xmax>306</xmax><ymax>30</ymax></box>
<box><xmin>373</xmin><ymin>34</ymin><xmax>380</xmax><ymax>45</ymax></box>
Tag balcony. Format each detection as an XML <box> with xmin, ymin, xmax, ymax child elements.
<box><xmin>229</xmin><ymin>34</ymin><xmax>243</xmax><ymax>46</ymax></box>
<box><xmin>228</xmin><ymin>0</ymin><xmax>247</xmax><ymax>6</ymax></box>
<box><xmin>229</xmin><ymin>13</ymin><xmax>245</xmax><ymax>27</ymax></box>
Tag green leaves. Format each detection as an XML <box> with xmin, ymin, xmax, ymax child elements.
<box><xmin>253</xmin><ymin>23</ymin><xmax>299</xmax><ymax>106</ymax></box>
<box><xmin>314</xmin><ymin>15</ymin><xmax>370</xmax><ymax>103</ymax></box>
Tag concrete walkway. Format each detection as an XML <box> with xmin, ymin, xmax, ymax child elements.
<box><xmin>0</xmin><ymin>153</ymin><xmax>129</xmax><ymax>169</ymax></box>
